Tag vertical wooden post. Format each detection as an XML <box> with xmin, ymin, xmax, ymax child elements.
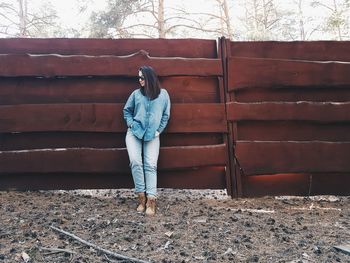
<box><xmin>219</xmin><ymin>37</ymin><xmax>237</xmax><ymax>198</ymax></box>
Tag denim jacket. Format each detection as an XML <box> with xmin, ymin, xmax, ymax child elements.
<box><xmin>123</xmin><ymin>88</ymin><xmax>171</xmax><ymax>141</ymax></box>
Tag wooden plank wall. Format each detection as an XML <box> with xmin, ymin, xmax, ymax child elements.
<box><xmin>226</xmin><ymin>40</ymin><xmax>350</xmax><ymax>197</ymax></box>
<box><xmin>0</xmin><ymin>38</ymin><xmax>231</xmax><ymax>194</ymax></box>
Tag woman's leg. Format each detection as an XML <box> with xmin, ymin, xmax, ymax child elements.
<box><xmin>143</xmin><ymin>136</ymin><xmax>160</xmax><ymax>197</ymax></box>
<box><xmin>125</xmin><ymin>129</ymin><xmax>145</xmax><ymax>193</ymax></box>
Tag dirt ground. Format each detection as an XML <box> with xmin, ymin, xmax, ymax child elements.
<box><xmin>0</xmin><ymin>189</ymin><xmax>349</xmax><ymax>263</ymax></box>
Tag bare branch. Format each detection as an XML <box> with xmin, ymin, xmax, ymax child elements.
<box><xmin>50</xmin><ymin>226</ymin><xmax>151</xmax><ymax>263</ymax></box>
<box><xmin>165</xmin><ymin>24</ymin><xmax>222</xmax><ymax>34</ymax></box>
<box><xmin>119</xmin><ymin>23</ymin><xmax>158</xmax><ymax>30</ymax></box>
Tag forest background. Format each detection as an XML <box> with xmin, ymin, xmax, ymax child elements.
<box><xmin>0</xmin><ymin>0</ymin><xmax>349</xmax><ymax>41</ymax></box>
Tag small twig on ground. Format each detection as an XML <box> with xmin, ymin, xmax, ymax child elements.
<box><xmin>50</xmin><ymin>225</ymin><xmax>151</xmax><ymax>263</ymax></box>
<box><xmin>40</xmin><ymin>246</ymin><xmax>76</xmax><ymax>255</ymax></box>
<box><xmin>104</xmin><ymin>254</ymin><xmax>130</xmax><ymax>263</ymax></box>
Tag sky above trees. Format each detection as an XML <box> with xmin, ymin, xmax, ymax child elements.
<box><xmin>0</xmin><ymin>0</ymin><xmax>349</xmax><ymax>40</ymax></box>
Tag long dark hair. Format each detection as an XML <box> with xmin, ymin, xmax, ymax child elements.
<box><xmin>139</xmin><ymin>66</ymin><xmax>161</xmax><ymax>100</ymax></box>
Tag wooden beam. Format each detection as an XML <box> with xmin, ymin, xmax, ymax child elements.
<box><xmin>241</xmin><ymin>173</ymin><xmax>310</xmax><ymax>197</ymax></box>
<box><xmin>0</xmin><ymin>52</ymin><xmax>222</xmax><ymax>77</ymax></box>
<box><xmin>0</xmin><ymin>103</ymin><xmax>227</xmax><ymax>133</ymax></box>
<box><xmin>0</xmin><ymin>76</ymin><xmax>220</xmax><ymax>105</ymax></box>
<box><xmin>228</xmin><ymin>57</ymin><xmax>350</xmax><ymax>90</ymax></box>
<box><xmin>230</xmin><ymin>41</ymin><xmax>350</xmax><ymax>61</ymax></box>
<box><xmin>0</xmin><ymin>167</ymin><xmax>226</xmax><ymax>190</ymax></box>
<box><xmin>236</xmin><ymin>121</ymin><xmax>350</xmax><ymax>142</ymax></box>
<box><xmin>235</xmin><ymin>141</ymin><xmax>350</xmax><ymax>175</ymax></box>
<box><xmin>0</xmin><ymin>144</ymin><xmax>226</xmax><ymax>173</ymax></box>
<box><xmin>227</xmin><ymin>101</ymin><xmax>350</xmax><ymax>122</ymax></box>
<box><xmin>0</xmin><ymin>38</ymin><xmax>218</xmax><ymax>58</ymax></box>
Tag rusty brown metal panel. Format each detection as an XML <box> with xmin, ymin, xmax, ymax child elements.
<box><xmin>0</xmin><ymin>53</ymin><xmax>222</xmax><ymax>77</ymax></box>
<box><xmin>228</xmin><ymin>57</ymin><xmax>350</xmax><ymax>91</ymax></box>
<box><xmin>0</xmin><ymin>167</ymin><xmax>226</xmax><ymax>190</ymax></box>
<box><xmin>235</xmin><ymin>141</ymin><xmax>350</xmax><ymax>175</ymax></box>
<box><xmin>227</xmin><ymin>101</ymin><xmax>350</xmax><ymax>122</ymax></box>
<box><xmin>0</xmin><ymin>38</ymin><xmax>218</xmax><ymax>58</ymax></box>
<box><xmin>230</xmin><ymin>41</ymin><xmax>350</xmax><ymax>61</ymax></box>
<box><xmin>0</xmin><ymin>132</ymin><xmax>224</xmax><ymax>151</ymax></box>
<box><xmin>237</xmin><ymin>122</ymin><xmax>350</xmax><ymax>142</ymax></box>
<box><xmin>0</xmin><ymin>144</ymin><xmax>226</xmax><ymax>173</ymax></box>
<box><xmin>0</xmin><ymin>103</ymin><xmax>226</xmax><ymax>133</ymax></box>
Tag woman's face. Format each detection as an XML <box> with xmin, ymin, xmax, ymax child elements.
<box><xmin>138</xmin><ymin>71</ymin><xmax>145</xmax><ymax>87</ymax></box>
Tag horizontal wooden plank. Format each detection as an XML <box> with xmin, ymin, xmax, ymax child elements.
<box><xmin>227</xmin><ymin>101</ymin><xmax>350</xmax><ymax>122</ymax></box>
<box><xmin>241</xmin><ymin>173</ymin><xmax>310</xmax><ymax>197</ymax></box>
<box><xmin>169</xmin><ymin>103</ymin><xmax>227</xmax><ymax>132</ymax></box>
<box><xmin>0</xmin><ymin>52</ymin><xmax>222</xmax><ymax>77</ymax></box>
<box><xmin>0</xmin><ymin>132</ymin><xmax>224</xmax><ymax>151</ymax></box>
<box><xmin>0</xmin><ymin>167</ymin><xmax>226</xmax><ymax>190</ymax></box>
<box><xmin>230</xmin><ymin>41</ymin><xmax>350</xmax><ymax>61</ymax></box>
<box><xmin>241</xmin><ymin>172</ymin><xmax>350</xmax><ymax>197</ymax></box>
<box><xmin>309</xmin><ymin>173</ymin><xmax>350</xmax><ymax>195</ymax></box>
<box><xmin>0</xmin><ymin>38</ymin><xmax>218</xmax><ymax>58</ymax></box>
<box><xmin>0</xmin><ymin>103</ymin><xmax>227</xmax><ymax>133</ymax></box>
<box><xmin>234</xmin><ymin>87</ymin><xmax>350</xmax><ymax>103</ymax></box>
<box><xmin>235</xmin><ymin>141</ymin><xmax>350</xmax><ymax>175</ymax></box>
<box><xmin>0</xmin><ymin>144</ymin><xmax>226</xmax><ymax>173</ymax></box>
<box><xmin>236</xmin><ymin>121</ymin><xmax>350</xmax><ymax>142</ymax></box>
<box><xmin>228</xmin><ymin>57</ymin><xmax>350</xmax><ymax>90</ymax></box>
<box><xmin>0</xmin><ymin>76</ymin><xmax>220</xmax><ymax>105</ymax></box>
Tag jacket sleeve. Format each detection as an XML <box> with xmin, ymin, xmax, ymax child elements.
<box><xmin>157</xmin><ymin>91</ymin><xmax>171</xmax><ymax>133</ymax></box>
<box><xmin>123</xmin><ymin>91</ymin><xmax>135</xmax><ymax>128</ymax></box>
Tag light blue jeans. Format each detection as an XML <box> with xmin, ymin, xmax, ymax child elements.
<box><xmin>125</xmin><ymin>129</ymin><xmax>160</xmax><ymax>197</ymax></box>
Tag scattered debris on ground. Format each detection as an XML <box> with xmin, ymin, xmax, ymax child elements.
<box><xmin>0</xmin><ymin>189</ymin><xmax>349</xmax><ymax>262</ymax></box>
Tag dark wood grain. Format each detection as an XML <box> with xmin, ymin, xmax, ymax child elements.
<box><xmin>0</xmin><ymin>52</ymin><xmax>222</xmax><ymax>77</ymax></box>
<box><xmin>236</xmin><ymin>121</ymin><xmax>350</xmax><ymax>142</ymax></box>
<box><xmin>228</xmin><ymin>57</ymin><xmax>350</xmax><ymax>90</ymax></box>
<box><xmin>230</xmin><ymin>41</ymin><xmax>350</xmax><ymax>61</ymax></box>
<box><xmin>0</xmin><ymin>76</ymin><xmax>220</xmax><ymax>105</ymax></box>
<box><xmin>0</xmin><ymin>103</ymin><xmax>227</xmax><ymax>133</ymax></box>
<box><xmin>0</xmin><ymin>132</ymin><xmax>224</xmax><ymax>151</ymax></box>
<box><xmin>0</xmin><ymin>144</ymin><xmax>226</xmax><ymax>173</ymax></box>
<box><xmin>227</xmin><ymin>101</ymin><xmax>350</xmax><ymax>122</ymax></box>
<box><xmin>0</xmin><ymin>167</ymin><xmax>226</xmax><ymax>190</ymax></box>
<box><xmin>0</xmin><ymin>38</ymin><xmax>218</xmax><ymax>58</ymax></box>
<box><xmin>235</xmin><ymin>141</ymin><xmax>350</xmax><ymax>175</ymax></box>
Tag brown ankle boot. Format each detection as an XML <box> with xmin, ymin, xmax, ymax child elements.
<box><xmin>136</xmin><ymin>192</ymin><xmax>146</xmax><ymax>213</ymax></box>
<box><xmin>145</xmin><ymin>197</ymin><xmax>156</xmax><ymax>216</ymax></box>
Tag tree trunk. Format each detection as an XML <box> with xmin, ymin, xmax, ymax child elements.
<box><xmin>158</xmin><ymin>0</ymin><xmax>165</xmax><ymax>38</ymax></box>
<box><xmin>18</xmin><ymin>0</ymin><xmax>27</xmax><ymax>37</ymax></box>
<box><xmin>332</xmin><ymin>0</ymin><xmax>342</xmax><ymax>40</ymax></box>
<box><xmin>298</xmin><ymin>0</ymin><xmax>306</xmax><ymax>40</ymax></box>
<box><xmin>222</xmin><ymin>0</ymin><xmax>233</xmax><ymax>39</ymax></box>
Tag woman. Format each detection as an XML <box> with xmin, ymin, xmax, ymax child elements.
<box><xmin>123</xmin><ymin>66</ymin><xmax>171</xmax><ymax>216</ymax></box>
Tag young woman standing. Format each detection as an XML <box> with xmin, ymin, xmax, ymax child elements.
<box><xmin>123</xmin><ymin>66</ymin><xmax>171</xmax><ymax>216</ymax></box>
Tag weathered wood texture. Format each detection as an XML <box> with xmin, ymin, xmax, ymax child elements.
<box><xmin>0</xmin><ymin>77</ymin><xmax>220</xmax><ymax>105</ymax></box>
<box><xmin>0</xmin><ymin>53</ymin><xmax>222</xmax><ymax>77</ymax></box>
<box><xmin>0</xmin><ymin>103</ymin><xmax>226</xmax><ymax>133</ymax></box>
<box><xmin>0</xmin><ymin>38</ymin><xmax>229</xmax><ymax>193</ymax></box>
<box><xmin>0</xmin><ymin>144</ymin><xmax>226</xmax><ymax>173</ymax></box>
<box><xmin>227</xmin><ymin>40</ymin><xmax>350</xmax><ymax>197</ymax></box>
<box><xmin>228</xmin><ymin>57</ymin><xmax>350</xmax><ymax>90</ymax></box>
<box><xmin>0</xmin><ymin>38</ymin><xmax>218</xmax><ymax>58</ymax></box>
